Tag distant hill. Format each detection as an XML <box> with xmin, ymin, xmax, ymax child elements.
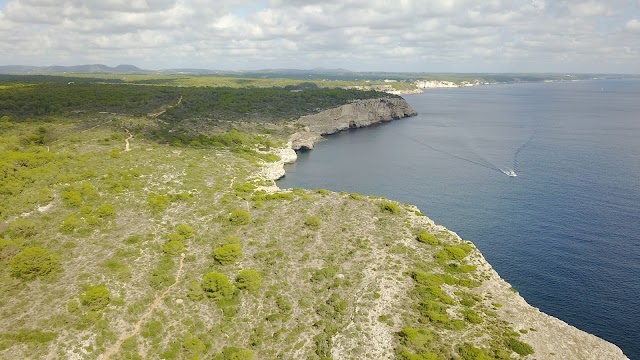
<box><xmin>0</xmin><ymin>64</ymin><xmax>149</xmax><ymax>74</ymax></box>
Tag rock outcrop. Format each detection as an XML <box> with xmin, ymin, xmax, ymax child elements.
<box><xmin>290</xmin><ymin>97</ymin><xmax>417</xmax><ymax>150</ymax></box>
<box><xmin>258</xmin><ymin>142</ymin><xmax>297</xmax><ymax>181</ymax></box>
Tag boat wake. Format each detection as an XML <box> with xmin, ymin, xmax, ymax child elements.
<box><xmin>501</xmin><ymin>169</ymin><xmax>517</xmax><ymax>177</ymax></box>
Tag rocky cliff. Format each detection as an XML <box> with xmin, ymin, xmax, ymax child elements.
<box><xmin>263</xmin><ymin>97</ymin><xmax>629</xmax><ymax>359</ymax></box>
<box><xmin>290</xmin><ymin>97</ymin><xmax>417</xmax><ymax>150</ymax></box>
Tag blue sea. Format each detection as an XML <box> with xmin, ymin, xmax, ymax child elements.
<box><xmin>278</xmin><ymin>80</ymin><xmax>640</xmax><ymax>359</ymax></box>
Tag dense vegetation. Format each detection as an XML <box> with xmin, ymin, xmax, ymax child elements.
<box><xmin>0</xmin><ymin>77</ymin><xmax>388</xmax><ymax>121</ymax></box>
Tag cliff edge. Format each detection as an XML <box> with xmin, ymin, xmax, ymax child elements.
<box><xmin>290</xmin><ymin>97</ymin><xmax>417</xmax><ymax>150</ymax></box>
<box><xmin>263</xmin><ymin>98</ymin><xmax>629</xmax><ymax>359</ymax></box>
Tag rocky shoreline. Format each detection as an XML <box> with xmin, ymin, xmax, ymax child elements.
<box><xmin>290</xmin><ymin>97</ymin><xmax>417</xmax><ymax>150</ymax></box>
<box><xmin>257</xmin><ymin>97</ymin><xmax>629</xmax><ymax>359</ymax></box>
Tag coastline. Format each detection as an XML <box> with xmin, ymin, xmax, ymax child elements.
<box><xmin>256</xmin><ymin>97</ymin><xmax>629</xmax><ymax>359</ymax></box>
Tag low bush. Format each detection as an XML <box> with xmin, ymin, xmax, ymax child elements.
<box><xmin>399</xmin><ymin>327</ymin><xmax>436</xmax><ymax>353</ymax></box>
<box><xmin>456</xmin><ymin>343</ymin><xmax>493</xmax><ymax>360</ymax></box>
<box><xmin>506</xmin><ymin>338</ymin><xmax>534</xmax><ymax>356</ymax></box>
<box><xmin>148</xmin><ymin>194</ymin><xmax>170</xmax><ymax>213</ymax></box>
<box><xmin>213</xmin><ymin>244</ymin><xmax>242</xmax><ymax>265</ymax></box>
<box><xmin>163</xmin><ymin>240</ymin><xmax>185</xmax><ymax>256</ymax></box>
<box><xmin>175</xmin><ymin>224</ymin><xmax>194</xmax><ymax>238</ymax></box>
<box><xmin>5</xmin><ymin>218</ymin><xmax>38</xmax><ymax>238</ymax></box>
<box><xmin>410</xmin><ymin>270</ymin><xmax>444</xmax><ymax>287</ymax></box>
<box><xmin>213</xmin><ymin>347</ymin><xmax>255</xmax><ymax>360</ymax></box>
<box><xmin>60</xmin><ymin>214</ymin><xmax>81</xmax><ymax>234</ymax></box>
<box><xmin>80</xmin><ymin>285</ymin><xmax>110</xmax><ymax>311</ymax></box>
<box><xmin>462</xmin><ymin>309</ymin><xmax>483</xmax><ymax>324</ymax></box>
<box><xmin>236</xmin><ymin>269</ymin><xmax>262</xmax><ymax>291</ymax></box>
<box><xmin>96</xmin><ymin>204</ymin><xmax>116</xmax><ymax>218</ymax></box>
<box><xmin>380</xmin><ymin>201</ymin><xmax>401</xmax><ymax>214</ymax></box>
<box><xmin>8</xmin><ymin>247</ymin><xmax>60</xmax><ymax>279</ymax></box>
<box><xmin>417</xmin><ymin>232</ymin><xmax>439</xmax><ymax>246</ymax></box>
<box><xmin>304</xmin><ymin>216</ymin><xmax>322</xmax><ymax>230</ymax></box>
<box><xmin>202</xmin><ymin>272</ymin><xmax>234</xmax><ymax>300</ymax></box>
<box><xmin>434</xmin><ymin>244</ymin><xmax>473</xmax><ymax>263</ymax></box>
<box><xmin>228</xmin><ymin>209</ymin><xmax>251</xmax><ymax>225</ymax></box>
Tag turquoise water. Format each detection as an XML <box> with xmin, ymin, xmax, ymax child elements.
<box><xmin>278</xmin><ymin>80</ymin><xmax>640</xmax><ymax>358</ymax></box>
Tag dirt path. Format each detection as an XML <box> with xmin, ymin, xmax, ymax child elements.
<box><xmin>147</xmin><ymin>96</ymin><xmax>183</xmax><ymax>118</ymax></box>
<box><xmin>124</xmin><ymin>129</ymin><xmax>133</xmax><ymax>152</ymax></box>
<box><xmin>102</xmin><ymin>253</ymin><xmax>186</xmax><ymax>360</ymax></box>
<box><xmin>81</xmin><ymin>119</ymin><xmax>113</xmax><ymax>133</ymax></box>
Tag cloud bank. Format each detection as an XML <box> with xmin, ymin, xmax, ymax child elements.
<box><xmin>0</xmin><ymin>0</ymin><xmax>639</xmax><ymax>72</ymax></box>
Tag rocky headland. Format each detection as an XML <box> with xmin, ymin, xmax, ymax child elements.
<box><xmin>290</xmin><ymin>97</ymin><xmax>417</xmax><ymax>151</ymax></box>
<box><xmin>261</xmin><ymin>97</ymin><xmax>629</xmax><ymax>360</ymax></box>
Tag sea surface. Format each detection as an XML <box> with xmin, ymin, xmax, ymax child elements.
<box><xmin>278</xmin><ymin>80</ymin><xmax>640</xmax><ymax>359</ymax></box>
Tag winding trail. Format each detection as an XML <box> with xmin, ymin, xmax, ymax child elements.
<box><xmin>81</xmin><ymin>119</ymin><xmax>113</xmax><ymax>133</ymax></box>
<box><xmin>102</xmin><ymin>253</ymin><xmax>185</xmax><ymax>360</ymax></box>
<box><xmin>124</xmin><ymin>129</ymin><xmax>133</xmax><ymax>152</ymax></box>
<box><xmin>147</xmin><ymin>96</ymin><xmax>183</xmax><ymax>118</ymax></box>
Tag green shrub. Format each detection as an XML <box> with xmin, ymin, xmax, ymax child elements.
<box><xmin>175</xmin><ymin>224</ymin><xmax>194</xmax><ymax>238</ymax></box>
<box><xmin>123</xmin><ymin>235</ymin><xmax>141</xmax><ymax>244</ymax></box>
<box><xmin>79</xmin><ymin>182</ymin><xmax>99</xmax><ymax>199</ymax></box>
<box><xmin>167</xmin><ymin>232</ymin><xmax>185</xmax><ymax>242</ymax></box>
<box><xmin>398</xmin><ymin>350</ymin><xmax>440</xmax><ymax>360</ymax></box>
<box><xmin>141</xmin><ymin>320</ymin><xmax>163</xmax><ymax>339</ymax></box>
<box><xmin>251</xmin><ymin>192</ymin><xmax>294</xmax><ymax>201</ymax></box>
<box><xmin>62</xmin><ymin>190</ymin><xmax>83</xmax><ymax>207</ymax></box>
<box><xmin>349</xmin><ymin>193</ymin><xmax>363</xmax><ymax>200</ymax></box>
<box><xmin>213</xmin><ymin>347</ymin><xmax>255</xmax><ymax>360</ymax></box>
<box><xmin>213</xmin><ymin>244</ymin><xmax>242</xmax><ymax>265</ymax></box>
<box><xmin>380</xmin><ymin>201</ymin><xmax>401</xmax><ymax>214</ymax></box>
<box><xmin>311</xmin><ymin>266</ymin><xmax>339</xmax><ymax>282</ymax></box>
<box><xmin>80</xmin><ymin>285</ymin><xmax>110</xmax><ymax>311</ymax></box>
<box><xmin>414</xmin><ymin>285</ymin><xmax>455</xmax><ymax>305</ymax></box>
<box><xmin>0</xmin><ymin>330</ymin><xmax>57</xmax><ymax>347</ymax></box>
<box><xmin>148</xmin><ymin>194</ymin><xmax>170</xmax><ymax>213</ymax></box>
<box><xmin>417</xmin><ymin>232</ymin><xmax>439</xmax><ymax>246</ymax></box>
<box><xmin>202</xmin><ymin>272</ymin><xmax>234</xmax><ymax>300</ymax></box>
<box><xmin>96</xmin><ymin>204</ymin><xmax>116</xmax><ymax>218</ymax></box>
<box><xmin>236</xmin><ymin>269</ymin><xmax>262</xmax><ymax>291</ymax></box>
<box><xmin>5</xmin><ymin>218</ymin><xmax>38</xmax><ymax>238</ymax></box>
<box><xmin>228</xmin><ymin>209</ymin><xmax>251</xmax><ymax>225</ymax></box>
<box><xmin>410</xmin><ymin>270</ymin><xmax>444</xmax><ymax>287</ymax></box>
<box><xmin>60</xmin><ymin>214</ymin><xmax>81</xmax><ymax>234</ymax></box>
<box><xmin>316</xmin><ymin>189</ymin><xmax>331</xmax><ymax>195</ymax></box>
<box><xmin>399</xmin><ymin>327</ymin><xmax>436</xmax><ymax>353</ymax></box>
<box><xmin>506</xmin><ymin>338</ymin><xmax>534</xmax><ymax>356</ymax></box>
<box><xmin>456</xmin><ymin>343</ymin><xmax>493</xmax><ymax>360</ymax></box>
<box><xmin>183</xmin><ymin>337</ymin><xmax>206</xmax><ymax>357</ymax></box>
<box><xmin>304</xmin><ymin>216</ymin><xmax>322</xmax><ymax>230</ymax></box>
<box><xmin>434</xmin><ymin>244</ymin><xmax>473</xmax><ymax>262</ymax></box>
<box><xmin>462</xmin><ymin>309</ymin><xmax>483</xmax><ymax>324</ymax></box>
<box><xmin>163</xmin><ymin>240</ymin><xmax>185</xmax><ymax>256</ymax></box>
<box><xmin>8</xmin><ymin>247</ymin><xmax>60</xmax><ymax>279</ymax></box>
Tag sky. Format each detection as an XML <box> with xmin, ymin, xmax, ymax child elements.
<box><xmin>0</xmin><ymin>0</ymin><xmax>639</xmax><ymax>73</ymax></box>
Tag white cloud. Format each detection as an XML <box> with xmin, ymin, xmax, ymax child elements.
<box><xmin>0</xmin><ymin>0</ymin><xmax>638</xmax><ymax>72</ymax></box>
<box><xmin>625</xmin><ymin>19</ymin><xmax>640</xmax><ymax>32</ymax></box>
<box><xmin>568</xmin><ymin>1</ymin><xmax>612</xmax><ymax>17</ymax></box>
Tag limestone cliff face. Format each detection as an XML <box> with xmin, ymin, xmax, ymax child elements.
<box><xmin>290</xmin><ymin>97</ymin><xmax>417</xmax><ymax>150</ymax></box>
<box><xmin>258</xmin><ymin>143</ymin><xmax>297</xmax><ymax>181</ymax></box>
